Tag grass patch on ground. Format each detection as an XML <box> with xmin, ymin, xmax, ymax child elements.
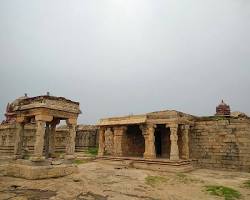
<box><xmin>175</xmin><ymin>172</ymin><xmax>204</xmax><ymax>184</ymax></box>
<box><xmin>243</xmin><ymin>180</ymin><xmax>250</xmax><ymax>188</ymax></box>
<box><xmin>145</xmin><ymin>176</ymin><xmax>168</xmax><ymax>187</ymax></box>
<box><xmin>73</xmin><ymin>159</ymin><xmax>88</xmax><ymax>165</ymax></box>
<box><xmin>204</xmin><ymin>185</ymin><xmax>241</xmax><ymax>200</ymax></box>
<box><xmin>176</xmin><ymin>172</ymin><xmax>188</xmax><ymax>183</ymax></box>
<box><xmin>87</xmin><ymin>147</ymin><xmax>98</xmax><ymax>156</ymax></box>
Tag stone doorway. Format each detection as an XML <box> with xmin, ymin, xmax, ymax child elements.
<box><xmin>125</xmin><ymin>125</ymin><xmax>145</xmax><ymax>157</ymax></box>
<box><xmin>154</xmin><ymin>125</ymin><xmax>170</xmax><ymax>158</ymax></box>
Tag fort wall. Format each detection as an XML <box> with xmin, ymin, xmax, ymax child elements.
<box><xmin>191</xmin><ymin>117</ymin><xmax>250</xmax><ymax>171</ymax></box>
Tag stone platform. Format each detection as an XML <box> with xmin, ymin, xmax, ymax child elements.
<box><xmin>2</xmin><ymin>159</ymin><xmax>77</xmax><ymax>179</ymax></box>
<box><xmin>96</xmin><ymin>156</ymin><xmax>193</xmax><ymax>172</ymax></box>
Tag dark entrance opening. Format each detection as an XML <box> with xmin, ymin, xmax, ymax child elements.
<box><xmin>155</xmin><ymin>129</ymin><xmax>162</xmax><ymax>156</ymax></box>
<box><xmin>154</xmin><ymin>125</ymin><xmax>170</xmax><ymax>158</ymax></box>
<box><xmin>125</xmin><ymin>125</ymin><xmax>145</xmax><ymax>157</ymax></box>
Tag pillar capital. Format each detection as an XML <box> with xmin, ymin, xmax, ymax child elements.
<box><xmin>166</xmin><ymin>123</ymin><xmax>178</xmax><ymax>129</ymax></box>
<box><xmin>147</xmin><ymin>123</ymin><xmax>156</xmax><ymax>129</ymax></box>
<box><xmin>181</xmin><ymin>124</ymin><xmax>190</xmax><ymax>130</ymax></box>
<box><xmin>66</xmin><ymin>118</ymin><xmax>77</xmax><ymax>126</ymax></box>
<box><xmin>16</xmin><ymin>116</ymin><xmax>29</xmax><ymax>123</ymax></box>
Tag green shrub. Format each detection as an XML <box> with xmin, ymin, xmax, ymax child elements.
<box><xmin>205</xmin><ymin>185</ymin><xmax>241</xmax><ymax>200</ymax></box>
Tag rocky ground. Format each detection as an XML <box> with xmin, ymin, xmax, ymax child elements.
<box><xmin>1</xmin><ymin>160</ymin><xmax>250</xmax><ymax>200</ymax></box>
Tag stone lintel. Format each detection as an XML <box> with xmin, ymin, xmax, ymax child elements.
<box><xmin>99</xmin><ymin>115</ymin><xmax>147</xmax><ymax>126</ymax></box>
<box><xmin>35</xmin><ymin>115</ymin><xmax>53</xmax><ymax>122</ymax></box>
<box><xmin>16</xmin><ymin>108</ymin><xmax>78</xmax><ymax>121</ymax></box>
<box><xmin>166</xmin><ymin>123</ymin><xmax>178</xmax><ymax>129</ymax></box>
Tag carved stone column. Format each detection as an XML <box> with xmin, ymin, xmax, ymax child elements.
<box><xmin>65</xmin><ymin>118</ymin><xmax>77</xmax><ymax>160</ymax></box>
<box><xmin>31</xmin><ymin>120</ymin><xmax>46</xmax><ymax>161</ymax></box>
<box><xmin>169</xmin><ymin>124</ymin><xmax>179</xmax><ymax>160</ymax></box>
<box><xmin>98</xmin><ymin>127</ymin><xmax>105</xmax><ymax>156</ymax></box>
<box><xmin>49</xmin><ymin>119</ymin><xmax>60</xmax><ymax>157</ymax></box>
<box><xmin>141</xmin><ymin>124</ymin><xmax>156</xmax><ymax>159</ymax></box>
<box><xmin>182</xmin><ymin>125</ymin><xmax>190</xmax><ymax>160</ymax></box>
<box><xmin>49</xmin><ymin>120</ymin><xmax>60</xmax><ymax>157</ymax></box>
<box><xmin>0</xmin><ymin>133</ymin><xmax>2</xmax><ymax>146</ymax></box>
<box><xmin>13</xmin><ymin>123</ymin><xmax>24</xmax><ymax>159</ymax></box>
<box><xmin>104</xmin><ymin>128</ymin><xmax>114</xmax><ymax>155</ymax></box>
<box><xmin>44</xmin><ymin>123</ymin><xmax>50</xmax><ymax>159</ymax></box>
<box><xmin>113</xmin><ymin>126</ymin><xmax>127</xmax><ymax>157</ymax></box>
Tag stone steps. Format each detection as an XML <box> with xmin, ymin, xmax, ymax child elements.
<box><xmin>96</xmin><ymin>156</ymin><xmax>194</xmax><ymax>172</ymax></box>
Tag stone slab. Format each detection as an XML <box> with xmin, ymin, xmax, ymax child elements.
<box><xmin>3</xmin><ymin>162</ymin><xmax>77</xmax><ymax>179</ymax></box>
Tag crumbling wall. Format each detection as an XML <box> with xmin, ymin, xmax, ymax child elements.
<box><xmin>0</xmin><ymin>124</ymin><xmax>98</xmax><ymax>156</ymax></box>
<box><xmin>191</xmin><ymin>117</ymin><xmax>250</xmax><ymax>171</ymax></box>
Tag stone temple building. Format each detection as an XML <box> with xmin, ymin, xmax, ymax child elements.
<box><xmin>0</xmin><ymin>95</ymin><xmax>98</xmax><ymax>158</ymax></box>
<box><xmin>97</xmin><ymin>101</ymin><xmax>250</xmax><ymax>172</ymax></box>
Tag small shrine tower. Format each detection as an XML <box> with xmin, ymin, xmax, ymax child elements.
<box><xmin>215</xmin><ymin>100</ymin><xmax>231</xmax><ymax>116</ymax></box>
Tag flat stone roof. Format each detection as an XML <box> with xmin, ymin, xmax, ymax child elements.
<box><xmin>98</xmin><ymin>110</ymin><xmax>196</xmax><ymax>126</ymax></box>
<box><xmin>99</xmin><ymin>114</ymin><xmax>147</xmax><ymax>126</ymax></box>
<box><xmin>13</xmin><ymin>95</ymin><xmax>81</xmax><ymax>114</ymax></box>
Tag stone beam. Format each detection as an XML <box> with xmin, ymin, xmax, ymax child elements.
<box><xmin>35</xmin><ymin>115</ymin><xmax>53</xmax><ymax>122</ymax></box>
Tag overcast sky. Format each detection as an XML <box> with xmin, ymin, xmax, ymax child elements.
<box><xmin>0</xmin><ymin>0</ymin><xmax>249</xmax><ymax>124</ymax></box>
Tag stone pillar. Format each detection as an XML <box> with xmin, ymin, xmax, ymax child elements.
<box><xmin>0</xmin><ymin>133</ymin><xmax>2</xmax><ymax>146</ymax></box>
<box><xmin>13</xmin><ymin>123</ymin><xmax>24</xmax><ymax>159</ymax></box>
<box><xmin>113</xmin><ymin>126</ymin><xmax>127</xmax><ymax>157</ymax></box>
<box><xmin>169</xmin><ymin>124</ymin><xmax>179</xmax><ymax>160</ymax></box>
<box><xmin>182</xmin><ymin>125</ymin><xmax>190</xmax><ymax>160</ymax></box>
<box><xmin>98</xmin><ymin>127</ymin><xmax>105</xmax><ymax>156</ymax></box>
<box><xmin>44</xmin><ymin>123</ymin><xmax>50</xmax><ymax>159</ymax></box>
<box><xmin>49</xmin><ymin>120</ymin><xmax>60</xmax><ymax>157</ymax></box>
<box><xmin>5</xmin><ymin>133</ymin><xmax>11</xmax><ymax>147</ymax></box>
<box><xmin>31</xmin><ymin>120</ymin><xmax>46</xmax><ymax>161</ymax></box>
<box><xmin>141</xmin><ymin>124</ymin><xmax>156</xmax><ymax>159</ymax></box>
<box><xmin>65</xmin><ymin>118</ymin><xmax>77</xmax><ymax>160</ymax></box>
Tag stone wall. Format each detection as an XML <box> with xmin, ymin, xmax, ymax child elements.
<box><xmin>0</xmin><ymin>124</ymin><xmax>98</xmax><ymax>156</ymax></box>
<box><xmin>125</xmin><ymin>126</ymin><xmax>145</xmax><ymax>157</ymax></box>
<box><xmin>191</xmin><ymin>117</ymin><xmax>250</xmax><ymax>171</ymax></box>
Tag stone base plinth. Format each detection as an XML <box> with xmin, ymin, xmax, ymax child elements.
<box><xmin>64</xmin><ymin>155</ymin><xmax>75</xmax><ymax>160</ymax></box>
<box><xmin>96</xmin><ymin>156</ymin><xmax>193</xmax><ymax>173</ymax></box>
<box><xmin>3</xmin><ymin>159</ymin><xmax>78</xmax><ymax>179</ymax></box>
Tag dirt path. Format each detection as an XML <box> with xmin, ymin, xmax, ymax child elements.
<box><xmin>1</xmin><ymin>161</ymin><xmax>250</xmax><ymax>200</ymax></box>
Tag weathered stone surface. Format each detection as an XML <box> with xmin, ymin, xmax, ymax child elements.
<box><xmin>4</xmin><ymin>162</ymin><xmax>77</xmax><ymax>179</ymax></box>
<box><xmin>0</xmin><ymin>124</ymin><xmax>98</xmax><ymax>156</ymax></box>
